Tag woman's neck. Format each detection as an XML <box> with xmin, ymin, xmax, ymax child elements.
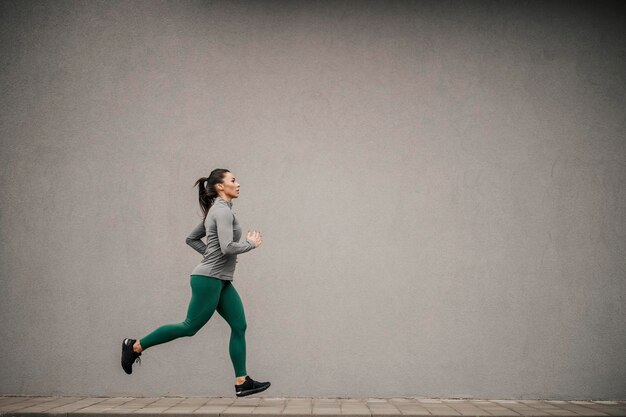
<box><xmin>217</xmin><ymin>194</ymin><xmax>232</xmax><ymax>203</ymax></box>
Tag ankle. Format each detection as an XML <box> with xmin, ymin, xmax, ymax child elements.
<box><xmin>236</xmin><ymin>376</ymin><xmax>247</xmax><ymax>384</ymax></box>
<box><xmin>133</xmin><ymin>341</ymin><xmax>143</xmax><ymax>353</ymax></box>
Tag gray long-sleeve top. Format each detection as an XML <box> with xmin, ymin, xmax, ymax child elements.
<box><xmin>186</xmin><ymin>196</ymin><xmax>256</xmax><ymax>281</ymax></box>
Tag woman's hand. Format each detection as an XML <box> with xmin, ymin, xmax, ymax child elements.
<box><xmin>247</xmin><ymin>230</ymin><xmax>263</xmax><ymax>248</ymax></box>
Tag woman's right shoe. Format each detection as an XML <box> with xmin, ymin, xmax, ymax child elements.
<box><xmin>235</xmin><ymin>376</ymin><xmax>271</xmax><ymax>397</ymax></box>
<box><xmin>121</xmin><ymin>338</ymin><xmax>142</xmax><ymax>374</ymax></box>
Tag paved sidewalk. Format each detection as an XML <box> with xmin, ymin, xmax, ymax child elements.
<box><xmin>0</xmin><ymin>397</ymin><xmax>625</xmax><ymax>417</ymax></box>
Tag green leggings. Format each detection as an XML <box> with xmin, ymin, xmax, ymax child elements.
<box><xmin>139</xmin><ymin>275</ymin><xmax>247</xmax><ymax>377</ymax></box>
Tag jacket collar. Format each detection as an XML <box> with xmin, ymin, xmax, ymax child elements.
<box><xmin>214</xmin><ymin>196</ymin><xmax>233</xmax><ymax>209</ymax></box>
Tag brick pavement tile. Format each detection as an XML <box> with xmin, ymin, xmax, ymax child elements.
<box><xmin>340</xmin><ymin>404</ymin><xmax>372</xmax><ymax>417</ymax></box>
<box><xmin>0</xmin><ymin>398</ymin><xmax>36</xmax><ymax>409</ymax></box>
<box><xmin>227</xmin><ymin>403</ymin><xmax>259</xmax><ymax>410</ymax></box>
<box><xmin>252</xmin><ymin>407</ymin><xmax>286</xmax><ymax>415</ymax></box>
<box><xmin>313</xmin><ymin>400</ymin><xmax>340</xmax><ymax>404</ymax></box>
<box><xmin>391</xmin><ymin>408</ymin><xmax>430</xmax><ymax>416</ymax></box>
<box><xmin>251</xmin><ymin>398</ymin><xmax>286</xmax><ymax>415</ymax></box>
<box><xmin>1</xmin><ymin>412</ymin><xmax>72</xmax><ymax>417</ymax></box>
<box><xmin>492</xmin><ymin>402</ymin><xmax>553</xmax><ymax>416</ymax></box>
<box><xmin>477</xmin><ymin>408</ymin><xmax>522</xmax><ymax>416</ymax></box>
<box><xmin>222</xmin><ymin>398</ymin><xmax>260</xmax><ymax>417</ymax></box>
<box><xmin>162</xmin><ymin>398</ymin><xmax>211</xmax><ymax>414</ymax></box>
<box><xmin>591</xmin><ymin>408</ymin><xmax>626</xmax><ymax>417</ymax></box>
<box><xmin>442</xmin><ymin>400</ymin><xmax>493</xmax><ymax>416</ymax></box>
<box><xmin>567</xmin><ymin>406</ymin><xmax>615</xmax><ymax>415</ymax></box>
<box><xmin>416</xmin><ymin>405</ymin><xmax>462</xmax><ymax>416</ymax></box>
<box><xmin>192</xmin><ymin>398</ymin><xmax>233</xmax><ymax>415</ymax></box>
<box><xmin>207</xmin><ymin>398</ymin><xmax>236</xmax><ymax>406</ymax></box>
<box><xmin>572</xmin><ymin>403</ymin><xmax>614</xmax><ymax>410</ymax></box>
<box><xmin>441</xmin><ymin>401</ymin><xmax>473</xmax><ymax>405</ymax></box>
<box><xmin>572</xmin><ymin>402</ymin><xmax>623</xmax><ymax>412</ymax></box>
<box><xmin>366</xmin><ymin>400</ymin><xmax>401</xmax><ymax>417</ymax></box>
<box><xmin>0</xmin><ymin>399</ymin><xmax>47</xmax><ymax>413</ymax></box>
<box><xmin>538</xmin><ymin>411</ymin><xmax>579</xmax><ymax>416</ymax></box>
<box><xmin>16</xmin><ymin>397</ymin><xmax>86</xmax><ymax>413</ymax></box>
<box><xmin>131</xmin><ymin>397</ymin><xmax>185</xmax><ymax>414</ymax></box>
<box><xmin>70</xmin><ymin>399</ymin><xmax>138</xmax><ymax>417</ymax></box>
<box><xmin>285</xmin><ymin>399</ymin><xmax>312</xmax><ymax>407</ymax></box>
<box><xmin>45</xmin><ymin>398</ymin><xmax>109</xmax><ymax>413</ymax></box>
<box><xmin>282</xmin><ymin>410</ymin><xmax>313</xmax><ymax>415</ymax></box>
<box><xmin>219</xmin><ymin>409</ymin><xmax>252</xmax><ymax>417</ymax></box>
<box><xmin>554</xmin><ymin>403</ymin><xmax>611</xmax><ymax>416</ymax></box>
<box><xmin>221</xmin><ymin>406</ymin><xmax>260</xmax><ymax>417</ymax></box>
<box><xmin>311</xmin><ymin>409</ymin><xmax>340</xmax><ymax>415</ymax></box>
<box><xmin>468</xmin><ymin>402</ymin><xmax>523</xmax><ymax>416</ymax></box>
<box><xmin>144</xmin><ymin>398</ymin><xmax>187</xmax><ymax>407</ymax></box>
<box><xmin>283</xmin><ymin>408</ymin><xmax>314</xmax><ymax>413</ymax></box>
<box><xmin>365</xmin><ymin>404</ymin><xmax>400</xmax><ymax>411</ymax></box>
<box><xmin>133</xmin><ymin>407</ymin><xmax>172</xmax><ymax>414</ymax></box>
<box><xmin>312</xmin><ymin>398</ymin><xmax>340</xmax><ymax>415</ymax></box>
<box><xmin>366</xmin><ymin>410</ymin><xmax>402</xmax><ymax>417</ymax></box>
<box><xmin>339</xmin><ymin>399</ymin><xmax>370</xmax><ymax>416</ymax></box>
<box><xmin>485</xmin><ymin>402</ymin><xmax>530</xmax><ymax>411</ymax></box>
<box><xmin>130</xmin><ymin>397</ymin><xmax>186</xmax><ymax>414</ymax></box>
<box><xmin>174</xmin><ymin>398</ymin><xmax>209</xmax><ymax>404</ymax></box>
<box><xmin>385</xmin><ymin>401</ymin><xmax>429</xmax><ymax>416</ymax></box>
<box><xmin>192</xmin><ymin>405</ymin><xmax>229</xmax><ymax>414</ymax></box>
<box><xmin>257</xmin><ymin>399</ymin><xmax>286</xmax><ymax>403</ymax></box>
<box><xmin>71</xmin><ymin>397</ymin><xmax>136</xmax><ymax>415</ymax></box>
<box><xmin>519</xmin><ymin>402</ymin><xmax>564</xmax><ymax>410</ymax></box>
<box><xmin>1</xmin><ymin>398</ymin><xmax>61</xmax><ymax>412</ymax></box>
<box><xmin>234</xmin><ymin>398</ymin><xmax>261</xmax><ymax>406</ymax></box>
<box><xmin>283</xmin><ymin>398</ymin><xmax>312</xmax><ymax>416</ymax></box>
<box><xmin>387</xmin><ymin>399</ymin><xmax>420</xmax><ymax>404</ymax></box>
<box><xmin>108</xmin><ymin>398</ymin><xmax>166</xmax><ymax>413</ymax></box>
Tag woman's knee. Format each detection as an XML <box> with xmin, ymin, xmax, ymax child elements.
<box><xmin>230</xmin><ymin>319</ymin><xmax>247</xmax><ymax>334</ymax></box>
<box><xmin>181</xmin><ymin>320</ymin><xmax>203</xmax><ymax>337</ymax></box>
<box><xmin>184</xmin><ymin>326</ymin><xmax>200</xmax><ymax>337</ymax></box>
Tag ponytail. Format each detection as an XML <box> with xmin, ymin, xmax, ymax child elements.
<box><xmin>194</xmin><ymin>168</ymin><xmax>230</xmax><ymax>221</ymax></box>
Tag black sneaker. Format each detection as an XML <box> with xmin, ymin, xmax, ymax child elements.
<box><xmin>121</xmin><ymin>338</ymin><xmax>142</xmax><ymax>374</ymax></box>
<box><xmin>235</xmin><ymin>376</ymin><xmax>271</xmax><ymax>397</ymax></box>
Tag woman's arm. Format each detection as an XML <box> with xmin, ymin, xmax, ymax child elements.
<box><xmin>185</xmin><ymin>221</ymin><xmax>207</xmax><ymax>254</ymax></box>
<box><xmin>214</xmin><ymin>208</ymin><xmax>256</xmax><ymax>255</ymax></box>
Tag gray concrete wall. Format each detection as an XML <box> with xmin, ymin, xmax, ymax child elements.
<box><xmin>1</xmin><ymin>0</ymin><xmax>624</xmax><ymax>399</ymax></box>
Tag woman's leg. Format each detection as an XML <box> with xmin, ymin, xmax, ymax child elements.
<box><xmin>138</xmin><ymin>275</ymin><xmax>224</xmax><ymax>350</ymax></box>
<box><xmin>216</xmin><ymin>281</ymin><xmax>248</xmax><ymax>378</ymax></box>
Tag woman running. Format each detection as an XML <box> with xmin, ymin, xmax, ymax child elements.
<box><xmin>120</xmin><ymin>168</ymin><xmax>271</xmax><ymax>397</ymax></box>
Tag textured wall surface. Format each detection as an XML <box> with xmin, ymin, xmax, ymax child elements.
<box><xmin>1</xmin><ymin>0</ymin><xmax>625</xmax><ymax>399</ymax></box>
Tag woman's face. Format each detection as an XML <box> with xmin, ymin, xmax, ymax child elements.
<box><xmin>217</xmin><ymin>171</ymin><xmax>240</xmax><ymax>199</ymax></box>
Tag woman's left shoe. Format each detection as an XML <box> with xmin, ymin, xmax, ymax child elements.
<box><xmin>235</xmin><ymin>376</ymin><xmax>271</xmax><ymax>397</ymax></box>
<box><xmin>121</xmin><ymin>338</ymin><xmax>142</xmax><ymax>374</ymax></box>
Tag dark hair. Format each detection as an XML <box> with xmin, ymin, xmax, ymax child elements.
<box><xmin>194</xmin><ymin>168</ymin><xmax>230</xmax><ymax>221</ymax></box>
